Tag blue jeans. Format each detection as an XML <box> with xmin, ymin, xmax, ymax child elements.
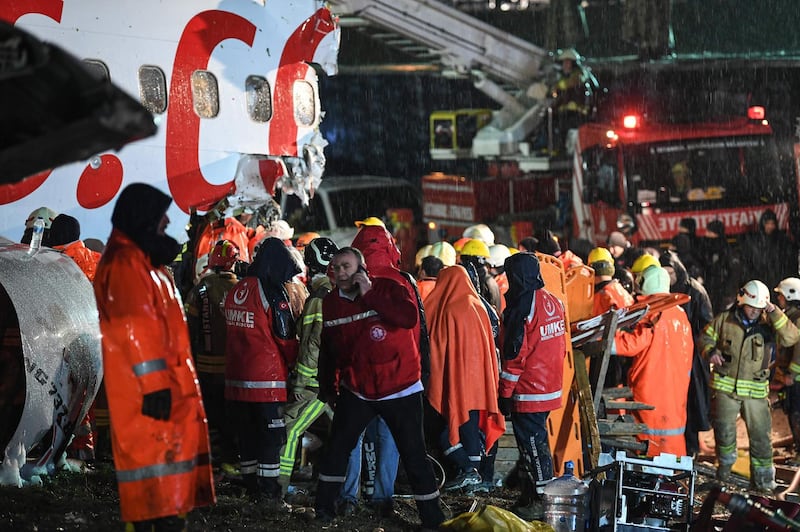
<box><xmin>341</xmin><ymin>416</ymin><xmax>399</xmax><ymax>503</ymax></box>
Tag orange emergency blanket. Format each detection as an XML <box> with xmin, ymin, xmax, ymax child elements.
<box><xmin>425</xmin><ymin>266</ymin><xmax>505</xmax><ymax>450</ymax></box>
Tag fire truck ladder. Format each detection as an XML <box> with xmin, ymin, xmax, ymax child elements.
<box><xmin>329</xmin><ymin>0</ymin><xmax>554</xmax><ymax>157</ymax></box>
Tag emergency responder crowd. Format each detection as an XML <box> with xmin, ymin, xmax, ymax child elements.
<box><xmin>22</xmin><ymin>181</ymin><xmax>800</xmax><ymax>530</ymax></box>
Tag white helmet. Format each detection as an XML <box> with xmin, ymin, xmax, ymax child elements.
<box><xmin>429</xmin><ymin>241</ymin><xmax>456</xmax><ymax>267</ymax></box>
<box><xmin>488</xmin><ymin>244</ymin><xmax>511</xmax><ymax>268</ymax></box>
<box><xmin>462</xmin><ymin>224</ymin><xmax>495</xmax><ymax>246</ymax></box>
<box><xmin>775</xmin><ymin>277</ymin><xmax>800</xmax><ymax>302</ymax></box>
<box><xmin>737</xmin><ymin>280</ymin><xmax>770</xmax><ymax>309</ymax></box>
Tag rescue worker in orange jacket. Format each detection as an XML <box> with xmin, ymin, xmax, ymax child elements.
<box><xmin>185</xmin><ymin>239</ymin><xmax>241</xmax><ymax>468</ymax></box>
<box><xmin>224</xmin><ymin>237</ymin><xmax>301</xmax><ymax>507</ymax></box>
<box><xmin>613</xmin><ymin>265</ymin><xmax>693</xmax><ymax>457</ymax></box>
<box><xmin>499</xmin><ymin>252</ymin><xmax>568</xmax><ymax>521</ymax></box>
<box><xmin>589</xmin><ymin>247</ymin><xmax>634</xmax><ymax>317</ymax></box>
<box><xmin>49</xmin><ymin>213</ymin><xmax>103</xmax><ymax>462</ymax></box>
<box><xmin>94</xmin><ymin>183</ymin><xmax>215</xmax><ymax>531</ymax></box>
<box><xmin>588</xmin><ymin>246</ymin><xmax>635</xmax><ymax>392</ymax></box>
<box><xmin>426</xmin><ymin>265</ymin><xmax>505</xmax><ymax>493</ymax></box>
<box><xmin>49</xmin><ymin>214</ymin><xmax>102</xmax><ymax>282</ymax></box>
<box><xmin>417</xmin><ymin>255</ymin><xmax>443</xmax><ymax>302</ymax></box>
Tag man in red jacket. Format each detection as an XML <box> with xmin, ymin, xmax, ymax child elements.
<box><xmin>224</xmin><ymin>237</ymin><xmax>302</xmax><ymax>509</ymax></box>
<box><xmin>315</xmin><ymin>239</ymin><xmax>445</xmax><ymax>530</ymax></box>
<box><xmin>499</xmin><ymin>252</ymin><xmax>568</xmax><ymax>521</ymax></box>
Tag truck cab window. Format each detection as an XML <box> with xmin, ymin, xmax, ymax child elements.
<box><xmin>582</xmin><ymin>147</ymin><xmax>620</xmax><ymax>206</ymax></box>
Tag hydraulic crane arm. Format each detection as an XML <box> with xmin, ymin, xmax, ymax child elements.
<box><xmin>329</xmin><ymin>0</ymin><xmax>548</xmax><ymax>90</ymax></box>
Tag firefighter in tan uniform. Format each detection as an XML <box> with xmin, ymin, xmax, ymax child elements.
<box><xmin>700</xmin><ymin>280</ymin><xmax>800</xmax><ymax>492</ymax></box>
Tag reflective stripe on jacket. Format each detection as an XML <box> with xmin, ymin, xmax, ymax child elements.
<box><xmin>94</xmin><ymin>229</ymin><xmax>215</xmax><ymax>522</ymax></box>
<box><xmin>499</xmin><ymin>289</ymin><xmax>567</xmax><ymax>413</ymax></box>
<box><xmin>224</xmin><ymin>276</ymin><xmax>298</xmax><ymax>402</ymax></box>
<box><xmin>701</xmin><ymin>307</ymin><xmax>799</xmax><ymax>399</ymax></box>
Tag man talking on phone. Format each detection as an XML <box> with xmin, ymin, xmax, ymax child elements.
<box><xmin>314</xmin><ymin>229</ymin><xmax>444</xmax><ymax>531</ymax></box>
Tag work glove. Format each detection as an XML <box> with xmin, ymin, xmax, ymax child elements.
<box><xmin>142</xmin><ymin>388</ymin><xmax>172</xmax><ymax>420</ymax></box>
<box><xmin>498</xmin><ymin>396</ymin><xmax>513</xmax><ymax>417</ymax></box>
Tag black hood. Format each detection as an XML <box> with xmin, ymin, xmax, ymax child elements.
<box><xmin>48</xmin><ymin>214</ymin><xmax>81</xmax><ymax>247</ymax></box>
<box><xmin>112</xmin><ymin>183</ymin><xmax>180</xmax><ymax>267</ymax></box>
<box><xmin>502</xmin><ymin>252</ymin><xmax>544</xmax><ymax>360</ymax></box>
<box><xmin>248</xmin><ymin>237</ymin><xmax>302</xmax><ymax>289</ymax></box>
<box><xmin>759</xmin><ymin>209</ymin><xmax>778</xmax><ymax>233</ymax></box>
<box><xmin>659</xmin><ymin>249</ymin><xmax>689</xmax><ymax>291</ymax></box>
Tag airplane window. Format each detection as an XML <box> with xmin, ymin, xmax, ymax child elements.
<box><xmin>246</xmin><ymin>75</ymin><xmax>272</xmax><ymax>122</ymax></box>
<box><xmin>293</xmin><ymin>80</ymin><xmax>316</xmax><ymax>127</ymax></box>
<box><xmin>191</xmin><ymin>70</ymin><xmax>219</xmax><ymax>118</ymax></box>
<box><xmin>83</xmin><ymin>59</ymin><xmax>110</xmax><ymax>81</ymax></box>
<box><xmin>138</xmin><ymin>65</ymin><xmax>167</xmax><ymax>114</ymax></box>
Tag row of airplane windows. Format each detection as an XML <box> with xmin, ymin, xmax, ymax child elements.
<box><xmin>83</xmin><ymin>59</ymin><xmax>316</xmax><ymax>126</ymax></box>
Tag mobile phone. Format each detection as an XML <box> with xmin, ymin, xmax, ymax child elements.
<box><xmin>357</xmin><ymin>265</ymin><xmax>368</xmax><ymax>275</ymax></box>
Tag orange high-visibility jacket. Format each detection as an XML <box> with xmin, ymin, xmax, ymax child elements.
<box><xmin>54</xmin><ymin>240</ymin><xmax>101</xmax><ymax>282</ymax></box>
<box><xmin>614</xmin><ymin>300</ymin><xmax>693</xmax><ymax>457</ymax></box>
<box><xmin>95</xmin><ymin>229</ymin><xmax>215</xmax><ymax>522</ymax></box>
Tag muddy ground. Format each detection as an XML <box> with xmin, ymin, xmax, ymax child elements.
<box><xmin>1</xmin><ymin>402</ymin><xmax>798</xmax><ymax>531</ymax></box>
<box><xmin>0</xmin><ymin>454</ymin><xmax>766</xmax><ymax>532</ymax></box>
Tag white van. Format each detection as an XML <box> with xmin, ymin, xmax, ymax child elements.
<box><xmin>279</xmin><ymin>175</ymin><xmax>422</xmax><ymax>250</ymax></box>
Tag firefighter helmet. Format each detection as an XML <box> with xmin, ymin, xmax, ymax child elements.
<box><xmin>557</xmin><ymin>48</ymin><xmax>581</xmax><ymax>62</ymax></box>
<box><xmin>587</xmin><ymin>247</ymin><xmax>613</xmax><ymax>265</ymax></box>
<box><xmin>460</xmin><ymin>239</ymin><xmax>491</xmax><ymax>259</ymax></box>
<box><xmin>775</xmin><ymin>277</ymin><xmax>800</xmax><ymax>302</ymax></box>
<box><xmin>25</xmin><ymin>206</ymin><xmax>58</xmax><ymax>229</ymax></box>
<box><xmin>737</xmin><ymin>280</ymin><xmax>770</xmax><ymax>309</ymax></box>
<box><xmin>430</xmin><ymin>241</ymin><xmax>457</xmax><ymax>267</ymax></box>
<box><xmin>616</xmin><ymin>213</ymin><xmax>635</xmax><ymax>235</ymax></box>
<box><xmin>488</xmin><ymin>244</ymin><xmax>511</xmax><ymax>268</ymax></box>
<box><xmin>208</xmin><ymin>239</ymin><xmax>240</xmax><ymax>271</ymax></box>
<box><xmin>304</xmin><ymin>237</ymin><xmax>338</xmax><ymax>274</ymax></box>
<box><xmin>631</xmin><ymin>253</ymin><xmax>660</xmax><ymax>274</ymax></box>
<box><xmin>462</xmin><ymin>224</ymin><xmax>495</xmax><ymax>246</ymax></box>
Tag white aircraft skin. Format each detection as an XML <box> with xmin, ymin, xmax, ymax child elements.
<box><xmin>0</xmin><ymin>0</ymin><xmax>340</xmax><ymax>243</ymax></box>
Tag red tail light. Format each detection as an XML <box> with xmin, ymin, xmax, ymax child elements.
<box><xmin>747</xmin><ymin>106</ymin><xmax>765</xmax><ymax>120</ymax></box>
<box><xmin>622</xmin><ymin>114</ymin><xmax>639</xmax><ymax>129</ymax></box>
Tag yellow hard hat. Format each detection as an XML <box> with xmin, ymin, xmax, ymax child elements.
<box><xmin>587</xmin><ymin>247</ymin><xmax>613</xmax><ymax>265</ymax></box>
<box><xmin>355</xmin><ymin>216</ymin><xmax>386</xmax><ymax>228</ymax></box>
<box><xmin>508</xmin><ymin>247</ymin><xmax>520</xmax><ymax>255</ymax></box>
<box><xmin>631</xmin><ymin>253</ymin><xmax>660</xmax><ymax>274</ymax></box>
<box><xmin>460</xmin><ymin>239</ymin><xmax>491</xmax><ymax>259</ymax></box>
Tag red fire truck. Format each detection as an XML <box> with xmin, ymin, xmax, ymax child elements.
<box><xmin>572</xmin><ymin>105</ymin><xmax>790</xmax><ymax>246</ymax></box>
<box><xmin>422</xmin><ymin>103</ymin><xmax>793</xmax><ymax>248</ymax></box>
